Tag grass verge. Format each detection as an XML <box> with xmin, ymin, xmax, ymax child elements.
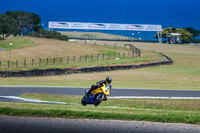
<box><xmin>1</xmin><ymin>93</ymin><xmax>199</xmax><ymax>124</ymax></box>
<box><xmin>0</xmin><ymin>36</ymin><xmax>36</xmax><ymax>50</ymax></box>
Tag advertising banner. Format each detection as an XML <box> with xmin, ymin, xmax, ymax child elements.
<box><xmin>48</xmin><ymin>21</ymin><xmax>162</xmax><ymax>31</ymax></box>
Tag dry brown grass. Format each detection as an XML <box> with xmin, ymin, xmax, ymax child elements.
<box><xmin>0</xmin><ymin>37</ymin><xmax>127</xmax><ymax>61</ymax></box>
<box><xmin>0</xmin><ymin>67</ymin><xmax>199</xmax><ymax>90</ymax></box>
<box><xmin>60</xmin><ymin>31</ymin><xmax>131</xmax><ymax>39</ymax></box>
<box><xmin>90</xmin><ymin>40</ymin><xmax>200</xmax><ymax>54</ymax></box>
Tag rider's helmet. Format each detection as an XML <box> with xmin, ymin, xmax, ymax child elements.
<box><xmin>105</xmin><ymin>76</ymin><xmax>112</xmax><ymax>84</ymax></box>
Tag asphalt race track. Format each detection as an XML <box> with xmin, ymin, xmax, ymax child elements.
<box><xmin>1</xmin><ymin>115</ymin><xmax>200</xmax><ymax>133</ymax></box>
<box><xmin>0</xmin><ymin>86</ymin><xmax>200</xmax><ymax>103</ymax></box>
<box><xmin>0</xmin><ymin>86</ymin><xmax>200</xmax><ymax>99</ymax></box>
<box><xmin>0</xmin><ymin>86</ymin><xmax>200</xmax><ymax>133</ymax></box>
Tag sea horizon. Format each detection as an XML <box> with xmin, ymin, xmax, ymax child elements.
<box><xmin>1</xmin><ymin>0</ymin><xmax>200</xmax><ymax>40</ymax></box>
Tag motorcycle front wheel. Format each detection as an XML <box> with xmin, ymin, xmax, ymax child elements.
<box><xmin>94</xmin><ymin>93</ymin><xmax>105</xmax><ymax>106</ymax></box>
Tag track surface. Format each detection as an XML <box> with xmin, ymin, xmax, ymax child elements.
<box><xmin>1</xmin><ymin>115</ymin><xmax>200</xmax><ymax>133</ymax></box>
<box><xmin>0</xmin><ymin>86</ymin><xmax>200</xmax><ymax>102</ymax></box>
<box><xmin>0</xmin><ymin>86</ymin><xmax>200</xmax><ymax>97</ymax></box>
<box><xmin>0</xmin><ymin>86</ymin><xmax>200</xmax><ymax>132</ymax></box>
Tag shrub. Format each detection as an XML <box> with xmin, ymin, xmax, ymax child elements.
<box><xmin>29</xmin><ymin>29</ymin><xmax>69</xmax><ymax>41</ymax></box>
<box><xmin>191</xmin><ymin>39</ymin><xmax>200</xmax><ymax>43</ymax></box>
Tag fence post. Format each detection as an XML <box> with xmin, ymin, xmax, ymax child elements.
<box><xmin>108</xmin><ymin>53</ymin><xmax>110</xmax><ymax>60</ymax></box>
<box><xmin>80</xmin><ymin>56</ymin><xmax>82</xmax><ymax>62</ymax></box>
<box><xmin>32</xmin><ymin>59</ymin><xmax>34</xmax><ymax>67</ymax></box>
<box><xmin>97</xmin><ymin>54</ymin><xmax>99</xmax><ymax>61</ymax></box>
<box><xmin>136</xmin><ymin>49</ymin><xmax>138</xmax><ymax>57</ymax></box>
<box><xmin>39</xmin><ymin>59</ymin><xmax>41</xmax><ymax>66</ymax></box>
<box><xmin>128</xmin><ymin>52</ymin><xmax>130</xmax><ymax>58</ymax></box>
<box><xmin>24</xmin><ymin>59</ymin><xmax>26</xmax><ymax>67</ymax></box>
<box><xmin>138</xmin><ymin>50</ymin><xmax>141</xmax><ymax>57</ymax></box>
<box><xmin>104</xmin><ymin>43</ymin><xmax>106</xmax><ymax>47</ymax></box>
<box><xmin>0</xmin><ymin>61</ymin><xmax>1</xmax><ymax>69</ymax></box>
<box><xmin>67</xmin><ymin>56</ymin><xmax>69</xmax><ymax>64</ymax></box>
<box><xmin>16</xmin><ymin>60</ymin><xmax>18</xmax><ymax>68</ymax></box>
<box><xmin>118</xmin><ymin>52</ymin><xmax>120</xmax><ymax>58</ymax></box>
<box><xmin>46</xmin><ymin>58</ymin><xmax>48</xmax><ymax>65</ymax></box>
<box><xmin>123</xmin><ymin>53</ymin><xmax>125</xmax><ymax>59</ymax></box>
<box><xmin>85</xmin><ymin>55</ymin><xmax>88</xmax><ymax>62</ymax></box>
<box><xmin>60</xmin><ymin>57</ymin><xmax>62</xmax><ymax>64</ymax></box>
<box><xmin>91</xmin><ymin>54</ymin><xmax>93</xmax><ymax>61</ymax></box>
<box><xmin>8</xmin><ymin>60</ymin><xmax>10</xmax><ymax>68</ymax></box>
<box><xmin>103</xmin><ymin>54</ymin><xmax>104</xmax><ymax>60</ymax></box>
<box><xmin>53</xmin><ymin>58</ymin><xmax>56</xmax><ymax>64</ymax></box>
<box><xmin>73</xmin><ymin>56</ymin><xmax>76</xmax><ymax>63</ymax></box>
<box><xmin>114</xmin><ymin>43</ymin><xmax>116</xmax><ymax>49</ymax></box>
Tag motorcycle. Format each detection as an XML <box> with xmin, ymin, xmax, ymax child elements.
<box><xmin>81</xmin><ymin>84</ymin><xmax>111</xmax><ymax>106</ymax></box>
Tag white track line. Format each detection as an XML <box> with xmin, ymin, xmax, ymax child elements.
<box><xmin>0</xmin><ymin>96</ymin><xmax>80</xmax><ymax>105</ymax></box>
<box><xmin>0</xmin><ymin>96</ymin><xmax>121</xmax><ymax>108</ymax></box>
<box><xmin>1</xmin><ymin>95</ymin><xmax>200</xmax><ymax>110</ymax></box>
<box><xmin>109</xmin><ymin>96</ymin><xmax>200</xmax><ymax>99</ymax></box>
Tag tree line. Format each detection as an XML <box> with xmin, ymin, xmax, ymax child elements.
<box><xmin>154</xmin><ymin>27</ymin><xmax>200</xmax><ymax>43</ymax></box>
<box><xmin>0</xmin><ymin>11</ymin><xmax>68</xmax><ymax>41</ymax></box>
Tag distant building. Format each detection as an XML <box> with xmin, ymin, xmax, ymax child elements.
<box><xmin>168</xmin><ymin>33</ymin><xmax>181</xmax><ymax>44</ymax></box>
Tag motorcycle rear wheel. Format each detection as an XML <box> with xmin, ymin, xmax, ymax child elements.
<box><xmin>81</xmin><ymin>95</ymin><xmax>87</xmax><ymax>106</ymax></box>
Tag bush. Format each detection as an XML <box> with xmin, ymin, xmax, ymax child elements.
<box><xmin>29</xmin><ymin>29</ymin><xmax>69</xmax><ymax>41</ymax></box>
<box><xmin>191</xmin><ymin>39</ymin><xmax>200</xmax><ymax>43</ymax></box>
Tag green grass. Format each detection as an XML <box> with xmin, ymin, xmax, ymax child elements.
<box><xmin>0</xmin><ymin>37</ymin><xmax>36</xmax><ymax>50</ymax></box>
<box><xmin>0</xmin><ymin>93</ymin><xmax>199</xmax><ymax>124</ymax></box>
<box><xmin>81</xmin><ymin>34</ymin><xmax>97</xmax><ymax>38</ymax></box>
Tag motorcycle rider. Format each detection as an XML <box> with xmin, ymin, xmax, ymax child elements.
<box><xmin>86</xmin><ymin>76</ymin><xmax>112</xmax><ymax>96</ymax></box>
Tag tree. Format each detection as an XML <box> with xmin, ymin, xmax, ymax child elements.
<box><xmin>0</xmin><ymin>14</ymin><xmax>17</xmax><ymax>40</ymax></box>
<box><xmin>184</xmin><ymin>27</ymin><xmax>200</xmax><ymax>38</ymax></box>
<box><xmin>29</xmin><ymin>29</ymin><xmax>69</xmax><ymax>41</ymax></box>
<box><xmin>0</xmin><ymin>11</ymin><xmax>68</xmax><ymax>41</ymax></box>
<box><xmin>33</xmin><ymin>25</ymin><xmax>43</xmax><ymax>32</ymax></box>
<box><xmin>154</xmin><ymin>27</ymin><xmax>193</xmax><ymax>43</ymax></box>
<box><xmin>6</xmin><ymin>11</ymin><xmax>41</xmax><ymax>36</ymax></box>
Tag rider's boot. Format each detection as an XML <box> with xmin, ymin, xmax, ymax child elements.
<box><xmin>86</xmin><ymin>85</ymin><xmax>97</xmax><ymax>96</ymax></box>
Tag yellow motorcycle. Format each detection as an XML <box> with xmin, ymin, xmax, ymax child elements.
<box><xmin>81</xmin><ymin>84</ymin><xmax>111</xmax><ymax>106</ymax></box>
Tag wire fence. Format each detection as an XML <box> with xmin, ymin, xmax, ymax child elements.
<box><xmin>0</xmin><ymin>44</ymin><xmax>141</xmax><ymax>70</ymax></box>
<box><xmin>0</xmin><ymin>52</ymin><xmax>139</xmax><ymax>70</ymax></box>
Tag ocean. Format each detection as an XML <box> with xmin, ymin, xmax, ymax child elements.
<box><xmin>1</xmin><ymin>0</ymin><xmax>200</xmax><ymax>40</ymax></box>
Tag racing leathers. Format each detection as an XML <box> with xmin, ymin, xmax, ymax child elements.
<box><xmin>86</xmin><ymin>80</ymin><xmax>112</xmax><ymax>96</ymax></box>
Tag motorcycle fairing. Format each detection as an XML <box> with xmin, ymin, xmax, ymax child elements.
<box><xmin>85</xmin><ymin>93</ymin><xmax>103</xmax><ymax>104</ymax></box>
